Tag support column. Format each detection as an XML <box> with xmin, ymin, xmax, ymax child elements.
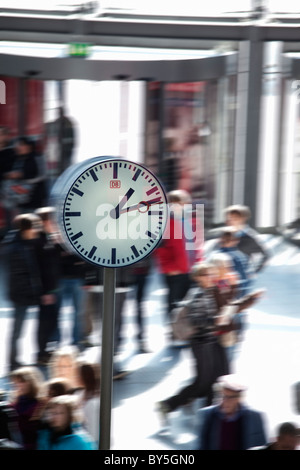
<box><xmin>278</xmin><ymin>79</ymin><xmax>298</xmax><ymax>225</ymax></box>
<box><xmin>232</xmin><ymin>41</ymin><xmax>250</xmax><ymax>206</ymax></box>
<box><xmin>243</xmin><ymin>31</ymin><xmax>264</xmax><ymax>226</ymax></box>
<box><xmin>158</xmin><ymin>83</ymin><xmax>165</xmax><ymax>178</ymax></box>
<box><xmin>256</xmin><ymin>42</ymin><xmax>283</xmax><ymax>228</ymax></box>
<box><xmin>233</xmin><ymin>32</ymin><xmax>264</xmax><ymax>227</ymax></box>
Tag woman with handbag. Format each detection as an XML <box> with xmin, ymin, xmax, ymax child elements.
<box><xmin>156</xmin><ymin>261</ymin><xmax>259</xmax><ymax>426</ymax></box>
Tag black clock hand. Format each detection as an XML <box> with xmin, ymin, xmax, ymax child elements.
<box><xmin>111</xmin><ymin>188</ymin><xmax>135</xmax><ymax>219</ymax></box>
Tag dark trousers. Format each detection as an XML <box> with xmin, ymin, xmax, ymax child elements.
<box><xmin>135</xmin><ymin>274</ymin><xmax>148</xmax><ymax>341</ymax></box>
<box><xmin>165</xmin><ymin>340</ymin><xmax>229</xmax><ymax>412</ymax></box>
<box><xmin>37</xmin><ymin>301</ymin><xmax>59</xmax><ymax>359</ymax></box>
<box><xmin>165</xmin><ymin>273</ymin><xmax>191</xmax><ymax>323</ymax></box>
<box><xmin>54</xmin><ymin>278</ymin><xmax>85</xmax><ymax>346</ymax></box>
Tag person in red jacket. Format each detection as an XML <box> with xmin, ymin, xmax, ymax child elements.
<box><xmin>155</xmin><ymin>214</ymin><xmax>190</xmax><ymax>325</ymax></box>
<box><xmin>154</xmin><ymin>190</ymin><xmax>203</xmax><ymax>339</ymax></box>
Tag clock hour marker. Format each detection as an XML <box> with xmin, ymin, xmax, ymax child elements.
<box><xmin>111</xmin><ymin>248</ymin><xmax>116</xmax><ymax>264</ymax></box>
<box><xmin>148</xmin><ymin>210</ymin><xmax>162</xmax><ymax>215</ymax></box>
<box><xmin>132</xmin><ymin>169</ymin><xmax>141</xmax><ymax>181</ymax></box>
<box><xmin>146</xmin><ymin>186</ymin><xmax>158</xmax><ymax>196</ymax></box>
<box><xmin>72</xmin><ymin>187</ymin><xmax>84</xmax><ymax>197</ymax></box>
<box><xmin>88</xmin><ymin>246</ymin><xmax>97</xmax><ymax>259</ymax></box>
<box><xmin>65</xmin><ymin>211</ymin><xmax>81</xmax><ymax>217</ymax></box>
<box><xmin>131</xmin><ymin>245</ymin><xmax>139</xmax><ymax>258</ymax></box>
<box><xmin>90</xmin><ymin>169</ymin><xmax>98</xmax><ymax>181</ymax></box>
<box><xmin>71</xmin><ymin>231</ymin><xmax>83</xmax><ymax>241</ymax></box>
<box><xmin>146</xmin><ymin>230</ymin><xmax>157</xmax><ymax>239</ymax></box>
<box><xmin>113</xmin><ymin>162</ymin><xmax>118</xmax><ymax>179</ymax></box>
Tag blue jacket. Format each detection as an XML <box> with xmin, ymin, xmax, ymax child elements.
<box><xmin>37</xmin><ymin>426</ymin><xmax>96</xmax><ymax>450</ymax></box>
<box><xmin>199</xmin><ymin>404</ymin><xmax>267</xmax><ymax>450</ymax></box>
<box><xmin>219</xmin><ymin>246</ymin><xmax>252</xmax><ymax>297</ymax></box>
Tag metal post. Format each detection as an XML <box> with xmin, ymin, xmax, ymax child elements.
<box><xmin>158</xmin><ymin>82</ymin><xmax>165</xmax><ymax>179</ymax></box>
<box><xmin>99</xmin><ymin>267</ymin><xmax>116</xmax><ymax>450</ymax></box>
<box><xmin>243</xmin><ymin>31</ymin><xmax>264</xmax><ymax>225</ymax></box>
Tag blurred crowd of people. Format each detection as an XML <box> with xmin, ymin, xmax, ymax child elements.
<box><xmin>0</xmin><ymin>125</ymin><xmax>298</xmax><ymax>450</ymax></box>
<box><xmin>0</xmin><ymin>127</ymin><xmax>48</xmax><ymax>232</ymax></box>
<box><xmin>1</xmin><ymin>347</ymin><xmax>99</xmax><ymax>450</ymax></box>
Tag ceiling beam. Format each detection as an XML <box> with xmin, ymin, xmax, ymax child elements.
<box><xmin>0</xmin><ymin>51</ymin><xmax>235</xmax><ymax>81</ymax></box>
<box><xmin>1</xmin><ymin>14</ymin><xmax>300</xmax><ymax>47</ymax></box>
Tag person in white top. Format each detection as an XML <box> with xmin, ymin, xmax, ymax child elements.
<box><xmin>76</xmin><ymin>360</ymin><xmax>100</xmax><ymax>445</ymax></box>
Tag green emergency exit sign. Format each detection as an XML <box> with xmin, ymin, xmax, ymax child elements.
<box><xmin>69</xmin><ymin>43</ymin><xmax>91</xmax><ymax>57</ymax></box>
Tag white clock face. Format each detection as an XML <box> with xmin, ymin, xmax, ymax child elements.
<box><xmin>59</xmin><ymin>158</ymin><xmax>168</xmax><ymax>267</ymax></box>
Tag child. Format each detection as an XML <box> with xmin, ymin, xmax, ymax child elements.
<box><xmin>46</xmin><ymin>377</ymin><xmax>73</xmax><ymax>399</ymax></box>
<box><xmin>37</xmin><ymin>395</ymin><xmax>96</xmax><ymax>450</ymax></box>
<box><xmin>48</xmin><ymin>346</ymin><xmax>81</xmax><ymax>393</ymax></box>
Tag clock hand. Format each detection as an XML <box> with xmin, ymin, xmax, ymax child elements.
<box><xmin>119</xmin><ymin>197</ymin><xmax>163</xmax><ymax>215</ymax></box>
<box><xmin>119</xmin><ymin>201</ymin><xmax>146</xmax><ymax>214</ymax></box>
<box><xmin>111</xmin><ymin>188</ymin><xmax>135</xmax><ymax>219</ymax></box>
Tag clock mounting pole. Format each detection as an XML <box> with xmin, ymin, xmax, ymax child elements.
<box><xmin>99</xmin><ymin>266</ymin><xmax>116</xmax><ymax>450</ymax></box>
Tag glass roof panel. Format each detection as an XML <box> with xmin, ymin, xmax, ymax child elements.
<box><xmin>100</xmin><ymin>0</ymin><xmax>252</xmax><ymax>16</ymax></box>
<box><xmin>0</xmin><ymin>0</ymin><xmax>253</xmax><ymax>17</ymax></box>
<box><xmin>1</xmin><ymin>1</ymin><xmax>300</xmax><ymax>18</ymax></box>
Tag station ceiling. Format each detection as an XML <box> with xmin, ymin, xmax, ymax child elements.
<box><xmin>1</xmin><ymin>4</ymin><xmax>300</xmax><ymax>80</ymax></box>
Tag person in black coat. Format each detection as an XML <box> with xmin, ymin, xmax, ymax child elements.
<box><xmin>0</xmin><ymin>126</ymin><xmax>15</xmax><ymax>180</ymax></box>
<box><xmin>3</xmin><ymin>136</ymin><xmax>47</xmax><ymax>213</ymax></box>
<box><xmin>34</xmin><ymin>207</ymin><xmax>62</xmax><ymax>365</ymax></box>
<box><xmin>6</xmin><ymin>213</ymin><xmax>45</xmax><ymax>370</ymax></box>
<box><xmin>0</xmin><ymin>126</ymin><xmax>16</xmax><ymax>234</ymax></box>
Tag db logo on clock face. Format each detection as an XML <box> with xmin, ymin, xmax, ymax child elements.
<box><xmin>110</xmin><ymin>180</ymin><xmax>121</xmax><ymax>189</ymax></box>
